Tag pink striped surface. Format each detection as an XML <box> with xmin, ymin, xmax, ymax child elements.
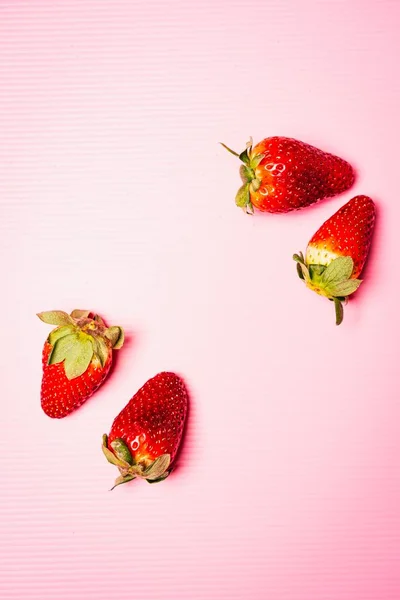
<box><xmin>1</xmin><ymin>1</ymin><xmax>400</xmax><ymax>598</ymax></box>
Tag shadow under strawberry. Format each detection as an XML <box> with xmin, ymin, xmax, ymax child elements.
<box><xmin>168</xmin><ymin>374</ymin><xmax>193</xmax><ymax>474</ymax></box>
<box><xmin>351</xmin><ymin>200</ymin><xmax>381</xmax><ymax>293</ymax></box>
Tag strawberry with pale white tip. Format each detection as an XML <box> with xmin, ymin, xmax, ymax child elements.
<box><xmin>38</xmin><ymin>310</ymin><xmax>124</xmax><ymax>418</ymax></box>
<box><xmin>293</xmin><ymin>195</ymin><xmax>376</xmax><ymax>325</ymax></box>
<box><xmin>102</xmin><ymin>372</ymin><xmax>188</xmax><ymax>489</ymax></box>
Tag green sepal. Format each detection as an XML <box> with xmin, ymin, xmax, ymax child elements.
<box><xmin>110</xmin><ymin>438</ymin><xmax>134</xmax><ymax>465</ymax></box>
<box><xmin>37</xmin><ymin>311</ymin><xmax>74</xmax><ymax>326</ymax></box>
<box><xmin>91</xmin><ymin>336</ymin><xmax>109</xmax><ymax>367</ymax></box>
<box><xmin>297</xmin><ymin>262</ymin><xmax>310</xmax><ymax>282</ymax></box>
<box><xmin>143</xmin><ymin>454</ymin><xmax>171</xmax><ymax>481</ymax></box>
<box><xmin>235</xmin><ymin>183</ymin><xmax>251</xmax><ymax>209</ymax></box>
<box><xmin>105</xmin><ymin>326</ymin><xmax>124</xmax><ymax>349</ymax></box>
<box><xmin>110</xmin><ymin>474</ymin><xmax>136</xmax><ymax>491</ymax></box>
<box><xmin>293</xmin><ymin>252</ymin><xmax>310</xmax><ymax>283</ymax></box>
<box><xmin>70</xmin><ymin>309</ymin><xmax>91</xmax><ymax>319</ymax></box>
<box><xmin>239</xmin><ymin>149</ymin><xmax>250</xmax><ymax>165</ymax></box>
<box><xmin>334</xmin><ymin>298</ymin><xmax>344</xmax><ymax>326</ymax></box>
<box><xmin>147</xmin><ymin>471</ymin><xmax>170</xmax><ymax>484</ymax></box>
<box><xmin>250</xmin><ymin>153</ymin><xmax>264</xmax><ymax>169</ymax></box>
<box><xmin>64</xmin><ymin>335</ymin><xmax>94</xmax><ymax>380</ymax></box>
<box><xmin>48</xmin><ymin>325</ymin><xmax>76</xmax><ymax>346</ymax></box>
<box><xmin>239</xmin><ymin>164</ymin><xmax>255</xmax><ymax>184</ymax></box>
<box><xmin>296</xmin><ymin>263</ymin><xmax>304</xmax><ymax>280</ymax></box>
<box><xmin>326</xmin><ymin>279</ymin><xmax>362</xmax><ymax>298</ymax></box>
<box><xmin>102</xmin><ymin>435</ymin><xmax>131</xmax><ymax>468</ymax></box>
<box><xmin>321</xmin><ymin>256</ymin><xmax>354</xmax><ymax>287</ymax></box>
<box><xmin>308</xmin><ymin>264</ymin><xmax>326</xmax><ymax>280</ymax></box>
<box><xmin>48</xmin><ymin>332</ymin><xmax>94</xmax><ymax>380</ymax></box>
<box><xmin>102</xmin><ymin>446</ymin><xmax>127</xmax><ymax>468</ymax></box>
<box><xmin>48</xmin><ymin>333</ymin><xmax>79</xmax><ymax>365</ymax></box>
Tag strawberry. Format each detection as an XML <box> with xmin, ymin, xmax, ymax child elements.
<box><xmin>293</xmin><ymin>195</ymin><xmax>376</xmax><ymax>325</ymax></box>
<box><xmin>102</xmin><ymin>372</ymin><xmax>188</xmax><ymax>489</ymax></box>
<box><xmin>38</xmin><ymin>310</ymin><xmax>124</xmax><ymax>418</ymax></box>
<box><xmin>221</xmin><ymin>136</ymin><xmax>354</xmax><ymax>214</ymax></box>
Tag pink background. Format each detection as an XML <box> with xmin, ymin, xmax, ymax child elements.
<box><xmin>1</xmin><ymin>1</ymin><xmax>400</xmax><ymax>598</ymax></box>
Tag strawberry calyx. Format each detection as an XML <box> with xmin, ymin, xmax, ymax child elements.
<box><xmin>37</xmin><ymin>310</ymin><xmax>124</xmax><ymax>380</ymax></box>
<box><xmin>101</xmin><ymin>434</ymin><xmax>171</xmax><ymax>489</ymax></box>
<box><xmin>220</xmin><ymin>137</ymin><xmax>265</xmax><ymax>214</ymax></box>
<box><xmin>293</xmin><ymin>253</ymin><xmax>362</xmax><ymax>325</ymax></box>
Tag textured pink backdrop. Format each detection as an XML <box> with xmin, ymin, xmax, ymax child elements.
<box><xmin>1</xmin><ymin>1</ymin><xmax>400</xmax><ymax>599</ymax></box>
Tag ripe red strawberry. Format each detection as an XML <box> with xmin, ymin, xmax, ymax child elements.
<box><xmin>221</xmin><ymin>136</ymin><xmax>354</xmax><ymax>214</ymax></box>
<box><xmin>38</xmin><ymin>310</ymin><xmax>124</xmax><ymax>418</ymax></box>
<box><xmin>102</xmin><ymin>372</ymin><xmax>188</xmax><ymax>489</ymax></box>
<box><xmin>293</xmin><ymin>195</ymin><xmax>376</xmax><ymax>325</ymax></box>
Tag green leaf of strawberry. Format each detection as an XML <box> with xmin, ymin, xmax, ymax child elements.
<box><xmin>110</xmin><ymin>438</ymin><xmax>134</xmax><ymax>465</ymax></box>
<box><xmin>293</xmin><ymin>253</ymin><xmax>310</xmax><ymax>283</ymax></box>
<box><xmin>37</xmin><ymin>311</ymin><xmax>75</xmax><ymax>326</ymax></box>
<box><xmin>239</xmin><ymin>148</ymin><xmax>250</xmax><ymax>165</ymax></box>
<box><xmin>320</xmin><ymin>256</ymin><xmax>354</xmax><ymax>286</ymax></box>
<box><xmin>63</xmin><ymin>335</ymin><xmax>94</xmax><ymax>380</ymax></box>
<box><xmin>239</xmin><ymin>164</ymin><xmax>255</xmax><ymax>184</ymax></box>
<box><xmin>105</xmin><ymin>326</ymin><xmax>124</xmax><ymax>349</ymax></box>
<box><xmin>250</xmin><ymin>153</ymin><xmax>265</xmax><ymax>169</ymax></box>
<box><xmin>91</xmin><ymin>336</ymin><xmax>110</xmax><ymax>368</ymax></box>
<box><xmin>110</xmin><ymin>474</ymin><xmax>136</xmax><ymax>490</ymax></box>
<box><xmin>334</xmin><ymin>298</ymin><xmax>344</xmax><ymax>326</ymax></box>
<box><xmin>102</xmin><ymin>435</ymin><xmax>131</xmax><ymax>468</ymax></box>
<box><xmin>143</xmin><ymin>454</ymin><xmax>171</xmax><ymax>481</ymax></box>
<box><xmin>326</xmin><ymin>279</ymin><xmax>362</xmax><ymax>297</ymax></box>
<box><xmin>146</xmin><ymin>472</ymin><xmax>170</xmax><ymax>484</ymax></box>
<box><xmin>235</xmin><ymin>183</ymin><xmax>251</xmax><ymax>209</ymax></box>
<box><xmin>308</xmin><ymin>264</ymin><xmax>326</xmax><ymax>279</ymax></box>
<box><xmin>48</xmin><ymin>332</ymin><xmax>94</xmax><ymax>379</ymax></box>
<box><xmin>48</xmin><ymin>325</ymin><xmax>76</xmax><ymax>346</ymax></box>
<box><xmin>48</xmin><ymin>333</ymin><xmax>80</xmax><ymax>365</ymax></box>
